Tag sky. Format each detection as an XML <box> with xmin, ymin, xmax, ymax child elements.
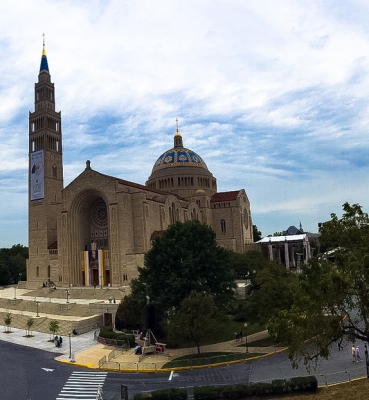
<box><xmin>1</xmin><ymin>0</ymin><xmax>369</xmax><ymax>247</ymax></box>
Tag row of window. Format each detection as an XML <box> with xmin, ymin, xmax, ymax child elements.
<box><xmin>36</xmin><ymin>87</ymin><xmax>54</xmax><ymax>102</ymax></box>
<box><xmin>149</xmin><ymin>176</ymin><xmax>215</xmax><ymax>189</ymax></box>
<box><xmin>213</xmin><ymin>202</ymin><xmax>231</xmax><ymax>208</ymax></box>
<box><xmin>31</xmin><ymin>117</ymin><xmax>60</xmax><ymax>134</ymax></box>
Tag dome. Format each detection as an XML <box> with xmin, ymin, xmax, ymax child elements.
<box><xmin>146</xmin><ymin>122</ymin><xmax>217</xmax><ymax>199</ymax></box>
<box><xmin>151</xmin><ymin>123</ymin><xmax>208</xmax><ymax>173</ymax></box>
<box><xmin>152</xmin><ymin>147</ymin><xmax>208</xmax><ymax>173</ymax></box>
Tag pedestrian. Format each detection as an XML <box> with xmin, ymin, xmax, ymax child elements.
<box><xmin>337</xmin><ymin>339</ymin><xmax>343</xmax><ymax>351</ymax></box>
<box><xmin>239</xmin><ymin>330</ymin><xmax>243</xmax><ymax>342</ymax></box>
<box><xmin>59</xmin><ymin>336</ymin><xmax>63</xmax><ymax>348</ymax></box>
<box><xmin>54</xmin><ymin>335</ymin><xmax>59</xmax><ymax>347</ymax></box>
<box><xmin>356</xmin><ymin>346</ymin><xmax>362</xmax><ymax>362</ymax></box>
<box><xmin>235</xmin><ymin>332</ymin><xmax>239</xmax><ymax>341</ymax></box>
<box><xmin>352</xmin><ymin>344</ymin><xmax>356</xmax><ymax>362</ymax></box>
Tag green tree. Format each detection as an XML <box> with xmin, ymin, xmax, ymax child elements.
<box><xmin>226</xmin><ymin>250</ymin><xmax>267</xmax><ymax>281</ymax></box>
<box><xmin>131</xmin><ymin>221</ymin><xmax>236</xmax><ymax>315</ymax></box>
<box><xmin>0</xmin><ymin>244</ymin><xmax>28</xmax><ymax>284</ymax></box>
<box><xmin>4</xmin><ymin>313</ymin><xmax>12</xmax><ymax>333</ymax></box>
<box><xmin>115</xmin><ymin>294</ymin><xmax>146</xmax><ymax>331</ymax></box>
<box><xmin>253</xmin><ymin>225</ymin><xmax>262</xmax><ymax>242</ymax></box>
<box><xmin>167</xmin><ymin>291</ymin><xmax>216</xmax><ymax>353</ymax></box>
<box><xmin>267</xmin><ymin>202</ymin><xmax>369</xmax><ymax>369</ymax></box>
<box><xmin>49</xmin><ymin>320</ymin><xmax>59</xmax><ymax>341</ymax></box>
<box><xmin>248</xmin><ymin>262</ymin><xmax>297</xmax><ymax>325</ymax></box>
<box><xmin>26</xmin><ymin>317</ymin><xmax>34</xmax><ymax>337</ymax></box>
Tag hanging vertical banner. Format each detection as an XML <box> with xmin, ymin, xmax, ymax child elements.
<box><xmin>31</xmin><ymin>149</ymin><xmax>44</xmax><ymax>201</ymax></box>
<box><xmin>84</xmin><ymin>251</ymin><xmax>90</xmax><ymax>286</ymax></box>
<box><xmin>98</xmin><ymin>250</ymin><xmax>104</xmax><ymax>287</ymax></box>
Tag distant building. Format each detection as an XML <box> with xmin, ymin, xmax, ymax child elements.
<box><xmin>255</xmin><ymin>223</ymin><xmax>320</xmax><ymax>270</ymax></box>
<box><xmin>26</xmin><ymin>41</ymin><xmax>254</xmax><ymax>289</ymax></box>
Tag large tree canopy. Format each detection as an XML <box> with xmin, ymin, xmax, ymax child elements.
<box><xmin>168</xmin><ymin>291</ymin><xmax>216</xmax><ymax>353</ymax></box>
<box><xmin>268</xmin><ymin>203</ymin><xmax>369</xmax><ymax>369</ymax></box>
<box><xmin>0</xmin><ymin>244</ymin><xmax>28</xmax><ymax>285</ymax></box>
<box><xmin>131</xmin><ymin>220</ymin><xmax>236</xmax><ymax>313</ymax></box>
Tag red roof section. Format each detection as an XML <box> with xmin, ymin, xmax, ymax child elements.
<box><xmin>211</xmin><ymin>190</ymin><xmax>240</xmax><ymax>203</ymax></box>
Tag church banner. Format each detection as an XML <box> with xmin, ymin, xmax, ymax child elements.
<box><xmin>84</xmin><ymin>251</ymin><xmax>90</xmax><ymax>286</ymax></box>
<box><xmin>31</xmin><ymin>150</ymin><xmax>44</xmax><ymax>201</ymax></box>
<box><xmin>98</xmin><ymin>249</ymin><xmax>104</xmax><ymax>286</ymax></box>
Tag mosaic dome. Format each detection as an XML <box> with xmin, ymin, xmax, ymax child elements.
<box><xmin>152</xmin><ymin>147</ymin><xmax>208</xmax><ymax>173</ymax></box>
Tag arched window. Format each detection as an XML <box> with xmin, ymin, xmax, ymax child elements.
<box><xmin>170</xmin><ymin>203</ymin><xmax>177</xmax><ymax>224</ymax></box>
<box><xmin>221</xmin><ymin>219</ymin><xmax>226</xmax><ymax>234</ymax></box>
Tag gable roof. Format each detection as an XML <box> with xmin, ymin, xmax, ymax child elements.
<box><xmin>211</xmin><ymin>190</ymin><xmax>240</xmax><ymax>203</ymax></box>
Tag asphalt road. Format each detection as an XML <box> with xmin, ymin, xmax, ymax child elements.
<box><xmin>1</xmin><ymin>337</ymin><xmax>367</xmax><ymax>400</ymax></box>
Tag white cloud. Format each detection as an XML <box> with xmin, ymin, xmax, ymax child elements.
<box><xmin>2</xmin><ymin>0</ymin><xmax>369</xmax><ymax>246</ymax></box>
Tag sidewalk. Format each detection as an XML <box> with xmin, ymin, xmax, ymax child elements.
<box><xmin>0</xmin><ymin>324</ymin><xmax>283</xmax><ymax>372</ymax></box>
<box><xmin>57</xmin><ymin>329</ymin><xmax>286</xmax><ymax>371</ymax></box>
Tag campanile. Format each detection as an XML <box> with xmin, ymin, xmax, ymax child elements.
<box><xmin>28</xmin><ymin>37</ymin><xmax>63</xmax><ymax>286</ymax></box>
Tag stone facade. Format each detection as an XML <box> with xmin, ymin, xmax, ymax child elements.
<box><xmin>27</xmin><ymin>44</ymin><xmax>254</xmax><ymax>289</ymax></box>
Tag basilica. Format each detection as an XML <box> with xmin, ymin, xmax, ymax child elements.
<box><xmin>27</xmin><ymin>43</ymin><xmax>254</xmax><ymax>289</ymax></box>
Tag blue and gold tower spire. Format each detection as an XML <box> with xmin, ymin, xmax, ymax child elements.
<box><xmin>174</xmin><ymin>118</ymin><xmax>183</xmax><ymax>148</ymax></box>
<box><xmin>39</xmin><ymin>33</ymin><xmax>49</xmax><ymax>73</ymax></box>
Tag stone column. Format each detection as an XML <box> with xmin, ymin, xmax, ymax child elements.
<box><xmin>284</xmin><ymin>239</ymin><xmax>290</xmax><ymax>271</ymax></box>
<box><xmin>268</xmin><ymin>240</ymin><xmax>273</xmax><ymax>261</ymax></box>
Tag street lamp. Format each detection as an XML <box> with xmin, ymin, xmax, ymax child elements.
<box><xmin>69</xmin><ymin>333</ymin><xmax>72</xmax><ymax>359</ymax></box>
<box><xmin>66</xmin><ymin>289</ymin><xmax>70</xmax><ymax>303</ymax></box>
<box><xmin>100</xmin><ymin>275</ymin><xmax>102</xmax><ymax>289</ymax></box>
<box><xmin>244</xmin><ymin>322</ymin><xmax>249</xmax><ymax>354</ymax></box>
<box><xmin>364</xmin><ymin>343</ymin><xmax>369</xmax><ymax>378</ymax></box>
<box><xmin>36</xmin><ymin>301</ymin><xmax>40</xmax><ymax>317</ymax></box>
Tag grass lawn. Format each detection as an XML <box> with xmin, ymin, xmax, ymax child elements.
<box><xmin>161</xmin><ymin>351</ymin><xmax>262</xmax><ymax>369</ymax></box>
<box><xmin>265</xmin><ymin>378</ymin><xmax>369</xmax><ymax>399</ymax></box>
<box><xmin>163</xmin><ymin>318</ymin><xmax>266</xmax><ymax>348</ymax></box>
<box><xmin>239</xmin><ymin>337</ymin><xmax>287</xmax><ymax>348</ymax></box>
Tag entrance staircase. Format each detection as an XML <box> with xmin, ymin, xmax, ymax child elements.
<box><xmin>0</xmin><ymin>285</ymin><xmax>127</xmax><ymax>336</ymax></box>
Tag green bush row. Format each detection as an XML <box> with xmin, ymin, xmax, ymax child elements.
<box><xmin>99</xmin><ymin>326</ymin><xmax>136</xmax><ymax>346</ymax></box>
<box><xmin>133</xmin><ymin>376</ymin><xmax>318</xmax><ymax>400</ymax></box>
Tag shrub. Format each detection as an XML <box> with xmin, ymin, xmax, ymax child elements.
<box><xmin>99</xmin><ymin>326</ymin><xmax>136</xmax><ymax>346</ymax></box>
<box><xmin>135</xmin><ymin>376</ymin><xmax>318</xmax><ymax>400</ymax></box>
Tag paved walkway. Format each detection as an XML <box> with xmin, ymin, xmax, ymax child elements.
<box><xmin>0</xmin><ymin>322</ymin><xmax>282</xmax><ymax>371</ymax></box>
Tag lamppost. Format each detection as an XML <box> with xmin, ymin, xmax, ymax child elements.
<box><xmin>36</xmin><ymin>301</ymin><xmax>40</xmax><ymax>317</ymax></box>
<box><xmin>66</xmin><ymin>289</ymin><xmax>70</xmax><ymax>303</ymax></box>
<box><xmin>364</xmin><ymin>343</ymin><xmax>369</xmax><ymax>378</ymax></box>
<box><xmin>100</xmin><ymin>275</ymin><xmax>102</xmax><ymax>289</ymax></box>
<box><xmin>68</xmin><ymin>333</ymin><xmax>72</xmax><ymax>359</ymax></box>
<box><xmin>244</xmin><ymin>322</ymin><xmax>249</xmax><ymax>354</ymax></box>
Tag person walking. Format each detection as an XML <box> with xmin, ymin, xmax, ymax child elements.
<box><xmin>356</xmin><ymin>346</ymin><xmax>362</xmax><ymax>362</ymax></box>
<box><xmin>352</xmin><ymin>344</ymin><xmax>356</xmax><ymax>362</ymax></box>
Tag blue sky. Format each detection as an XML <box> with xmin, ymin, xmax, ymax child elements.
<box><xmin>1</xmin><ymin>0</ymin><xmax>369</xmax><ymax>247</ymax></box>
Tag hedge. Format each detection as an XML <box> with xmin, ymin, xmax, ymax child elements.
<box><xmin>133</xmin><ymin>376</ymin><xmax>318</xmax><ymax>400</ymax></box>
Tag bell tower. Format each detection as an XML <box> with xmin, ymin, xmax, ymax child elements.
<box><xmin>28</xmin><ymin>36</ymin><xmax>63</xmax><ymax>286</ymax></box>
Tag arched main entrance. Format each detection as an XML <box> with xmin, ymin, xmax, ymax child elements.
<box><xmin>69</xmin><ymin>190</ymin><xmax>110</xmax><ymax>287</ymax></box>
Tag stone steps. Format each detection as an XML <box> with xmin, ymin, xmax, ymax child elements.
<box><xmin>25</xmin><ymin>287</ymin><xmax>128</xmax><ymax>301</ymax></box>
<box><xmin>0</xmin><ymin>310</ymin><xmax>101</xmax><ymax>336</ymax></box>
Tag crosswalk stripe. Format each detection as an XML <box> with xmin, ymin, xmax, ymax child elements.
<box><xmin>56</xmin><ymin>371</ymin><xmax>107</xmax><ymax>399</ymax></box>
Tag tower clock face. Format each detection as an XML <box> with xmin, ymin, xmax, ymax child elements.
<box><xmin>91</xmin><ymin>200</ymin><xmax>108</xmax><ymax>228</ymax></box>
